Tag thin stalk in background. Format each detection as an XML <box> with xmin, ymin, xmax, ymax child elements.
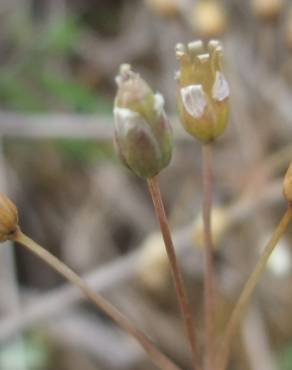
<box><xmin>202</xmin><ymin>143</ymin><xmax>216</xmax><ymax>370</ymax></box>
<box><xmin>218</xmin><ymin>206</ymin><xmax>292</xmax><ymax>370</ymax></box>
<box><xmin>147</xmin><ymin>176</ymin><xmax>199</xmax><ymax>370</ymax></box>
<box><xmin>13</xmin><ymin>229</ymin><xmax>182</xmax><ymax>370</ymax></box>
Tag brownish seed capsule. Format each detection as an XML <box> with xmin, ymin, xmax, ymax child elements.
<box><xmin>283</xmin><ymin>162</ymin><xmax>292</xmax><ymax>204</ymax></box>
<box><xmin>0</xmin><ymin>193</ymin><xmax>19</xmax><ymax>242</ymax></box>
<box><xmin>191</xmin><ymin>1</ymin><xmax>228</xmax><ymax>38</ymax></box>
<box><xmin>145</xmin><ymin>0</ymin><xmax>182</xmax><ymax>17</ymax></box>
<box><xmin>250</xmin><ymin>0</ymin><xmax>284</xmax><ymax>23</ymax></box>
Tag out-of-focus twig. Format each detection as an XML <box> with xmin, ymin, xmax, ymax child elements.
<box><xmin>0</xmin><ymin>175</ymin><xmax>284</xmax><ymax>343</ymax></box>
<box><xmin>241</xmin><ymin>304</ymin><xmax>277</xmax><ymax>370</ymax></box>
<box><xmin>0</xmin><ymin>112</ymin><xmax>188</xmax><ymax>140</ymax></box>
<box><xmin>0</xmin><ymin>138</ymin><xmax>28</xmax><ymax>370</ymax></box>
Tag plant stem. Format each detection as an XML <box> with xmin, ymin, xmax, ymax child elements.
<box><xmin>13</xmin><ymin>229</ymin><xmax>182</xmax><ymax>370</ymax></box>
<box><xmin>202</xmin><ymin>143</ymin><xmax>215</xmax><ymax>370</ymax></box>
<box><xmin>218</xmin><ymin>206</ymin><xmax>292</xmax><ymax>370</ymax></box>
<box><xmin>147</xmin><ymin>176</ymin><xmax>199</xmax><ymax>370</ymax></box>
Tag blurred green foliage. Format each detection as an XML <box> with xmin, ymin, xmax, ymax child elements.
<box><xmin>0</xmin><ymin>335</ymin><xmax>50</xmax><ymax>370</ymax></box>
<box><xmin>279</xmin><ymin>343</ymin><xmax>292</xmax><ymax>370</ymax></box>
<box><xmin>0</xmin><ymin>15</ymin><xmax>112</xmax><ymax>113</ymax></box>
<box><xmin>56</xmin><ymin>140</ymin><xmax>116</xmax><ymax>164</ymax></box>
<box><xmin>1</xmin><ymin>12</ymin><xmax>115</xmax><ymax>161</ymax></box>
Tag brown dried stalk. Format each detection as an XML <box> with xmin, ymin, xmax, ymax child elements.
<box><xmin>147</xmin><ymin>176</ymin><xmax>199</xmax><ymax>370</ymax></box>
<box><xmin>202</xmin><ymin>143</ymin><xmax>216</xmax><ymax>370</ymax></box>
<box><xmin>13</xmin><ymin>229</ymin><xmax>182</xmax><ymax>370</ymax></box>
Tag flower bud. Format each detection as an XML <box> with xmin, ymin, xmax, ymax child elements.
<box><xmin>191</xmin><ymin>1</ymin><xmax>228</xmax><ymax>38</ymax></box>
<box><xmin>176</xmin><ymin>40</ymin><xmax>230</xmax><ymax>143</ymax></box>
<box><xmin>250</xmin><ymin>0</ymin><xmax>283</xmax><ymax>23</ymax></box>
<box><xmin>0</xmin><ymin>193</ymin><xmax>19</xmax><ymax>242</ymax></box>
<box><xmin>145</xmin><ymin>0</ymin><xmax>182</xmax><ymax>17</ymax></box>
<box><xmin>283</xmin><ymin>162</ymin><xmax>292</xmax><ymax>204</ymax></box>
<box><xmin>114</xmin><ymin>64</ymin><xmax>172</xmax><ymax>179</ymax></box>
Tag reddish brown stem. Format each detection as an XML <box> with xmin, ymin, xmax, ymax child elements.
<box><xmin>202</xmin><ymin>143</ymin><xmax>215</xmax><ymax>370</ymax></box>
<box><xmin>14</xmin><ymin>229</ymin><xmax>181</xmax><ymax>370</ymax></box>
<box><xmin>147</xmin><ymin>176</ymin><xmax>199</xmax><ymax>370</ymax></box>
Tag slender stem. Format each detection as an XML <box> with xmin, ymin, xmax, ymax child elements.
<box><xmin>13</xmin><ymin>229</ymin><xmax>182</xmax><ymax>370</ymax></box>
<box><xmin>202</xmin><ymin>143</ymin><xmax>215</xmax><ymax>370</ymax></box>
<box><xmin>147</xmin><ymin>176</ymin><xmax>199</xmax><ymax>370</ymax></box>
<box><xmin>218</xmin><ymin>207</ymin><xmax>292</xmax><ymax>370</ymax></box>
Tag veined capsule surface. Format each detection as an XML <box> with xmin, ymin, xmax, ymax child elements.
<box><xmin>114</xmin><ymin>64</ymin><xmax>172</xmax><ymax>179</ymax></box>
<box><xmin>176</xmin><ymin>40</ymin><xmax>230</xmax><ymax>143</ymax></box>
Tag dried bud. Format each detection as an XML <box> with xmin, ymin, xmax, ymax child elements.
<box><xmin>114</xmin><ymin>64</ymin><xmax>172</xmax><ymax>179</ymax></box>
<box><xmin>145</xmin><ymin>0</ymin><xmax>182</xmax><ymax>17</ymax></box>
<box><xmin>176</xmin><ymin>40</ymin><xmax>230</xmax><ymax>143</ymax></box>
<box><xmin>283</xmin><ymin>162</ymin><xmax>292</xmax><ymax>204</ymax></box>
<box><xmin>250</xmin><ymin>0</ymin><xmax>283</xmax><ymax>23</ymax></box>
<box><xmin>191</xmin><ymin>1</ymin><xmax>228</xmax><ymax>38</ymax></box>
<box><xmin>0</xmin><ymin>193</ymin><xmax>19</xmax><ymax>242</ymax></box>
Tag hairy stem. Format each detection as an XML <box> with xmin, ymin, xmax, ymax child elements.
<box><xmin>14</xmin><ymin>229</ymin><xmax>182</xmax><ymax>370</ymax></box>
<box><xmin>202</xmin><ymin>143</ymin><xmax>215</xmax><ymax>370</ymax></box>
<box><xmin>147</xmin><ymin>176</ymin><xmax>199</xmax><ymax>370</ymax></box>
<box><xmin>218</xmin><ymin>207</ymin><xmax>292</xmax><ymax>370</ymax></box>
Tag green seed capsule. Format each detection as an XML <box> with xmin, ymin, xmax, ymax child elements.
<box><xmin>114</xmin><ymin>64</ymin><xmax>172</xmax><ymax>179</ymax></box>
<box><xmin>176</xmin><ymin>40</ymin><xmax>230</xmax><ymax>143</ymax></box>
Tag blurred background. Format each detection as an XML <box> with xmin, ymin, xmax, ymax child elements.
<box><xmin>1</xmin><ymin>0</ymin><xmax>292</xmax><ymax>369</ymax></box>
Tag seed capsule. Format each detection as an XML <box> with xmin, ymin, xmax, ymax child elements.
<box><xmin>145</xmin><ymin>0</ymin><xmax>182</xmax><ymax>17</ymax></box>
<box><xmin>0</xmin><ymin>193</ymin><xmax>19</xmax><ymax>242</ymax></box>
<box><xmin>114</xmin><ymin>64</ymin><xmax>172</xmax><ymax>179</ymax></box>
<box><xmin>176</xmin><ymin>40</ymin><xmax>230</xmax><ymax>143</ymax></box>
<box><xmin>250</xmin><ymin>0</ymin><xmax>284</xmax><ymax>23</ymax></box>
<box><xmin>191</xmin><ymin>1</ymin><xmax>228</xmax><ymax>38</ymax></box>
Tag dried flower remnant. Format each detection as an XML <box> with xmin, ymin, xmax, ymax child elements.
<box><xmin>0</xmin><ymin>193</ymin><xmax>19</xmax><ymax>241</ymax></box>
<box><xmin>191</xmin><ymin>1</ymin><xmax>228</xmax><ymax>38</ymax></box>
<box><xmin>283</xmin><ymin>161</ymin><xmax>292</xmax><ymax>204</ymax></box>
<box><xmin>114</xmin><ymin>64</ymin><xmax>172</xmax><ymax>179</ymax></box>
<box><xmin>176</xmin><ymin>40</ymin><xmax>230</xmax><ymax>143</ymax></box>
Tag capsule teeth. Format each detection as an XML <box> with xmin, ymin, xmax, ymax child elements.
<box><xmin>118</xmin><ymin>63</ymin><xmax>138</xmax><ymax>83</ymax></box>
<box><xmin>115</xmin><ymin>75</ymin><xmax>122</xmax><ymax>86</ymax></box>
<box><xmin>174</xmin><ymin>70</ymin><xmax>181</xmax><ymax>81</ymax></box>
<box><xmin>187</xmin><ymin>40</ymin><xmax>204</xmax><ymax>56</ymax></box>
<box><xmin>119</xmin><ymin>63</ymin><xmax>131</xmax><ymax>75</ymax></box>
<box><xmin>208</xmin><ymin>39</ymin><xmax>221</xmax><ymax>50</ymax></box>
<box><xmin>175</xmin><ymin>43</ymin><xmax>186</xmax><ymax>59</ymax></box>
<box><xmin>197</xmin><ymin>53</ymin><xmax>210</xmax><ymax>63</ymax></box>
